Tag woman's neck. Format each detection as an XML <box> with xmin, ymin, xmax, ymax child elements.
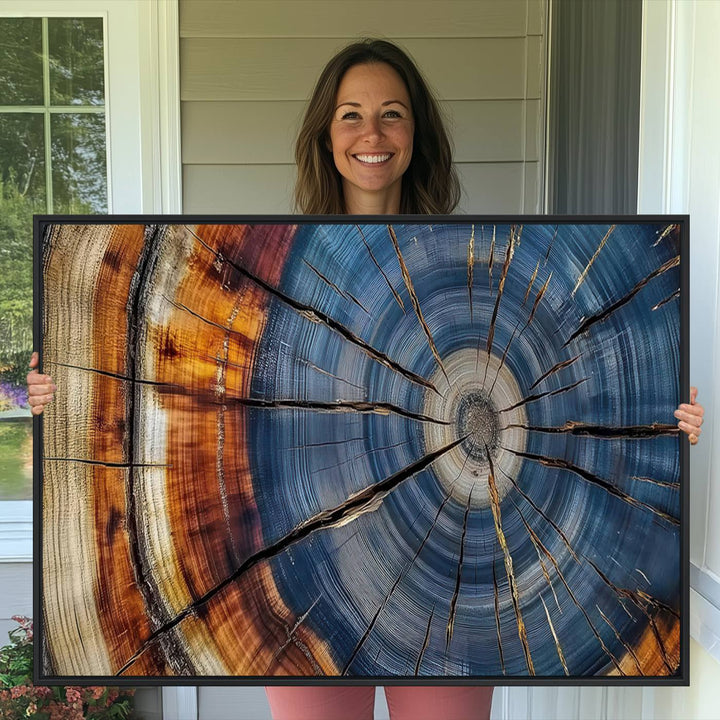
<box><xmin>342</xmin><ymin>181</ymin><xmax>402</xmax><ymax>215</ymax></box>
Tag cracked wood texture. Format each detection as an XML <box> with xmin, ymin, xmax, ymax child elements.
<box><xmin>39</xmin><ymin>220</ymin><xmax>683</xmax><ymax>680</ymax></box>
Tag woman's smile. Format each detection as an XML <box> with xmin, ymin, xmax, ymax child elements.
<box><xmin>353</xmin><ymin>153</ymin><xmax>394</xmax><ymax>164</ymax></box>
<box><xmin>329</xmin><ymin>62</ymin><xmax>414</xmax><ymax>213</ymax></box>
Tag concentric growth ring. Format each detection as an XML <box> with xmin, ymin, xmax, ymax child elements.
<box><xmin>423</xmin><ymin>347</ymin><xmax>527</xmax><ymax>509</ymax></box>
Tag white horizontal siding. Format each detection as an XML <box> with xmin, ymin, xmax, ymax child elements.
<box><xmin>181</xmin><ymin>37</ymin><xmax>536</xmax><ymax>102</ymax></box>
<box><xmin>183</xmin><ymin>161</ymin><xmax>540</xmax><ymax>215</ymax></box>
<box><xmin>182</xmin><ymin>99</ymin><xmax>542</xmax><ymax>165</ymax></box>
<box><xmin>179</xmin><ymin>0</ymin><xmax>547</xmax><ymax>214</ymax></box>
<box><xmin>0</xmin><ymin>562</ymin><xmax>33</xmax><ymax>643</ymax></box>
<box><xmin>179</xmin><ymin>0</ymin><xmax>539</xmax><ymax>39</ymax></box>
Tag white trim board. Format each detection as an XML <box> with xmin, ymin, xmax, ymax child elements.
<box><xmin>0</xmin><ymin>501</ymin><xmax>32</xmax><ymax>562</ymax></box>
<box><xmin>638</xmin><ymin>0</ymin><xmax>720</xmax><ymax>661</ymax></box>
<box><xmin>0</xmin><ymin>0</ymin><xmax>182</xmax><ymax>213</ymax></box>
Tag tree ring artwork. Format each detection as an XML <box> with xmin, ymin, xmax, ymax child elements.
<box><xmin>35</xmin><ymin>217</ymin><xmax>687</xmax><ymax>683</ymax></box>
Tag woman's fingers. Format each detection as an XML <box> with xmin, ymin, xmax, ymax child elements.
<box><xmin>27</xmin><ymin>351</ymin><xmax>56</xmax><ymax>414</ymax></box>
<box><xmin>675</xmin><ymin>389</ymin><xmax>704</xmax><ymax>445</ymax></box>
<box><xmin>675</xmin><ymin>405</ymin><xmax>704</xmax><ymax>422</ymax></box>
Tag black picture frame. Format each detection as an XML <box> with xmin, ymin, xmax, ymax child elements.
<box><xmin>34</xmin><ymin>214</ymin><xmax>690</xmax><ymax>686</ymax></box>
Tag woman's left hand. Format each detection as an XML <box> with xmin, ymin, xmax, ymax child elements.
<box><xmin>675</xmin><ymin>386</ymin><xmax>704</xmax><ymax>444</ymax></box>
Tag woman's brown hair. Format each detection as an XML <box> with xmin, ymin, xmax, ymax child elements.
<box><xmin>294</xmin><ymin>39</ymin><xmax>460</xmax><ymax>215</ymax></box>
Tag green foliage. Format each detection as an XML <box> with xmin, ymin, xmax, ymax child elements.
<box><xmin>0</xmin><ymin>176</ymin><xmax>35</xmax><ymax>367</ymax></box>
<box><xmin>0</xmin><ymin>421</ymin><xmax>32</xmax><ymax>500</ymax></box>
<box><xmin>0</xmin><ymin>617</ymin><xmax>136</xmax><ymax>719</ymax></box>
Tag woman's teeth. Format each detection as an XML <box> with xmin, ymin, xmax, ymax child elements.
<box><xmin>354</xmin><ymin>154</ymin><xmax>392</xmax><ymax>164</ymax></box>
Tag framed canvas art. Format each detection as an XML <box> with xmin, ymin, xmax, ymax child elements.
<box><xmin>34</xmin><ymin>216</ymin><xmax>689</xmax><ymax>685</ymax></box>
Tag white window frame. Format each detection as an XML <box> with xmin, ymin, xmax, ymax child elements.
<box><xmin>0</xmin><ymin>0</ymin><xmax>181</xmax><ymax>563</ymax></box>
<box><xmin>638</xmin><ymin>0</ymin><xmax>720</xmax><ymax>663</ymax></box>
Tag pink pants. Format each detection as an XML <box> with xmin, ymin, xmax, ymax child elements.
<box><xmin>265</xmin><ymin>686</ymin><xmax>494</xmax><ymax>720</ymax></box>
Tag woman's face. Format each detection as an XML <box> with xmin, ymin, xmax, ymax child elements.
<box><xmin>328</xmin><ymin>62</ymin><xmax>414</xmax><ymax>213</ymax></box>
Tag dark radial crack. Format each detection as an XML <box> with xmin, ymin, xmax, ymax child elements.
<box><xmin>485</xmin><ymin>447</ymin><xmax>534</xmax><ymax>674</ymax></box>
<box><xmin>491</xmin><ymin>546</ymin><xmax>505</xmax><ymax>675</ymax></box>
<box><xmin>165</xmin><ymin>295</ymin><xmax>250</xmax><ymax>335</ymax></box>
<box><xmin>387</xmin><ymin>224</ymin><xmax>448</xmax><ymax>383</ymax></box>
<box><xmin>482</xmin><ymin>225</ymin><xmax>520</xmax><ymax>384</ymax></box>
<box><xmin>540</xmin><ymin>595</ymin><xmax>570</xmax><ymax>675</ymax></box>
<box><xmin>631</xmin><ymin>475</ymin><xmax>680</xmax><ymax>490</ymax></box>
<box><xmin>501</xmin><ymin>447</ymin><xmax>679</xmax><ymax>526</ymax></box>
<box><xmin>415</xmin><ymin>606</ymin><xmax>435</xmax><ymax>676</ymax></box>
<box><xmin>223</xmin><ymin>397</ymin><xmax>451</xmax><ymax>425</ymax></box>
<box><xmin>652</xmin><ymin>289</ymin><xmax>680</xmax><ymax>311</ymax></box>
<box><xmin>543</xmin><ymin>225</ymin><xmax>559</xmax><ymax>265</ymax></box>
<box><xmin>528</xmin><ymin>354</ymin><xmax>581</xmax><ymax>391</ymax></box>
<box><xmin>489</xmin><ymin>316</ymin><xmax>523</xmax><ymax>395</ymax></box>
<box><xmin>653</xmin><ymin>224</ymin><xmax>679</xmax><ymax>247</ymax></box>
<box><xmin>302</xmin><ymin>259</ymin><xmax>370</xmax><ymax>315</ymax></box>
<box><xmin>586</xmin><ymin>560</ymin><xmax>679</xmax><ymax>620</ymax></box>
<box><xmin>571</xmin><ymin>224</ymin><xmax>616</xmax><ymax>297</ymax></box>
<box><xmin>288</xmin><ymin>436</ymin><xmax>367</xmax><ymax>450</ymax></box>
<box><xmin>500</xmin><ymin>421</ymin><xmax>679</xmax><ymax>439</ymax></box>
<box><xmin>563</xmin><ymin>255</ymin><xmax>680</xmax><ymax>348</ymax></box>
<box><xmin>446</xmin><ymin>486</ymin><xmax>474</xmax><ymax>648</ymax></box>
<box><xmin>268</xmin><ymin>597</ymin><xmax>322</xmax><ymax>672</ymax></box>
<box><xmin>597</xmin><ymin>605</ymin><xmax>644</xmax><ymax>674</ymax></box>
<box><xmin>511</xmin><ymin>504</ymin><xmax>625</xmax><ymax>674</ymax></box>
<box><xmin>42</xmin><ymin>458</ymin><xmax>171</xmax><ymax>468</ymax></box>
<box><xmin>526</xmin><ymin>272</ymin><xmax>552</xmax><ymax>328</ymax></box>
<box><xmin>523</xmin><ymin>261</ymin><xmax>539</xmax><ymax>305</ymax></box>
<box><xmin>638</xmin><ymin>594</ymin><xmax>678</xmax><ymax>672</ymax></box>
<box><xmin>342</xmin><ymin>470</ymin><xmax>463</xmax><ymax>674</ymax></box>
<box><xmin>500</xmin><ymin>467</ymin><xmax>676</xmax><ymax>673</ymax></box>
<box><xmin>586</xmin><ymin>562</ymin><xmax>676</xmax><ymax>673</ymax></box>
<box><xmin>508</xmin><ymin>496</ymin><xmax>560</xmax><ymax>611</ymax></box>
<box><xmin>467</xmin><ymin>224</ymin><xmax>475</xmax><ymax>323</ymax></box>
<box><xmin>313</xmin><ymin>438</ymin><xmax>410</xmax><ymax>474</ymax></box>
<box><xmin>46</xmin><ymin>360</ymin><xmax>173</xmax><ymax>387</ymax></box>
<box><xmin>116</xmin><ymin>436</ymin><xmax>466</xmax><ymax>675</ymax></box>
<box><xmin>489</xmin><ymin>272</ymin><xmax>552</xmax><ymax>395</ymax></box>
<box><xmin>186</xmin><ymin>226</ymin><xmax>438</xmax><ymax>395</ymax></box>
<box><xmin>299</xmin><ymin>358</ymin><xmax>366</xmax><ymax>391</ymax></box>
<box><xmin>488</xmin><ymin>225</ymin><xmax>495</xmax><ymax>293</ymax></box>
<box><xmin>497</xmin><ymin>466</ymin><xmax>580</xmax><ymax>564</ymax></box>
<box><xmin>499</xmin><ymin>377</ymin><xmax>589</xmax><ymax>413</ymax></box>
<box><xmin>499</xmin><ymin>465</ymin><xmax>677</xmax><ymax>672</ymax></box>
<box><xmin>355</xmin><ymin>225</ymin><xmax>405</xmax><ymax>311</ymax></box>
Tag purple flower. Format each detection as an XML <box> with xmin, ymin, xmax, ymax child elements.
<box><xmin>0</xmin><ymin>381</ymin><xmax>28</xmax><ymax>410</ymax></box>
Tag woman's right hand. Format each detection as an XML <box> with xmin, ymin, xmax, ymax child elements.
<box><xmin>27</xmin><ymin>351</ymin><xmax>56</xmax><ymax>416</ymax></box>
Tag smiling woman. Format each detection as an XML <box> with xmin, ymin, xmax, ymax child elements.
<box><xmin>294</xmin><ymin>39</ymin><xmax>459</xmax><ymax>216</ymax></box>
<box><xmin>328</xmin><ymin>63</ymin><xmax>414</xmax><ymax>214</ymax></box>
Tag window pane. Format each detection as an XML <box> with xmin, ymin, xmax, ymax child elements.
<box><xmin>51</xmin><ymin>113</ymin><xmax>107</xmax><ymax>213</ymax></box>
<box><xmin>0</xmin><ymin>421</ymin><xmax>33</xmax><ymax>500</ymax></box>
<box><xmin>0</xmin><ymin>18</ymin><xmax>44</xmax><ymax>105</ymax></box>
<box><xmin>0</xmin><ymin>113</ymin><xmax>41</xmax><ymax>500</ymax></box>
<box><xmin>0</xmin><ymin>113</ymin><xmax>47</xmax><ymax>205</ymax></box>
<box><xmin>0</xmin><ymin>113</ymin><xmax>44</xmax><ymax>417</ymax></box>
<box><xmin>49</xmin><ymin>18</ymin><xmax>105</xmax><ymax>106</ymax></box>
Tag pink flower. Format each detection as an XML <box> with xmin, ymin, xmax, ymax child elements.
<box><xmin>65</xmin><ymin>687</ymin><xmax>82</xmax><ymax>705</ymax></box>
<box><xmin>90</xmin><ymin>686</ymin><xmax>105</xmax><ymax>700</ymax></box>
<box><xmin>10</xmin><ymin>685</ymin><xmax>29</xmax><ymax>699</ymax></box>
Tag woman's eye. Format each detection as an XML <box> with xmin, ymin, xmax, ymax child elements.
<box><xmin>341</xmin><ymin>111</ymin><xmax>360</xmax><ymax>120</ymax></box>
<box><xmin>383</xmin><ymin>110</ymin><xmax>402</xmax><ymax>118</ymax></box>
